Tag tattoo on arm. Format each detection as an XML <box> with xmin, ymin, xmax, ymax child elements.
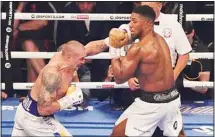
<box><xmin>38</xmin><ymin>67</ymin><xmax>62</xmax><ymax>108</ymax></box>
<box><xmin>96</xmin><ymin>41</ymin><xmax>107</xmax><ymax>51</ymax></box>
<box><xmin>37</xmin><ymin>90</ymin><xmax>52</xmax><ymax>107</ymax></box>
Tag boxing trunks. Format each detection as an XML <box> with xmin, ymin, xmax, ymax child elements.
<box><xmin>11</xmin><ymin>93</ymin><xmax>72</xmax><ymax>136</ymax></box>
<box><xmin>115</xmin><ymin>87</ymin><xmax>183</xmax><ymax>136</ymax></box>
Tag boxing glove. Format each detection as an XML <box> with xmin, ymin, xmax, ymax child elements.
<box><xmin>57</xmin><ymin>85</ymin><xmax>83</xmax><ymax>110</ymax></box>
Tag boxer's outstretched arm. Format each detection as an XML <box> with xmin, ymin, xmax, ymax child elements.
<box><xmin>111</xmin><ymin>44</ymin><xmax>141</xmax><ymax>84</ymax></box>
<box><xmin>85</xmin><ymin>39</ymin><xmax>108</xmax><ymax>56</ymax></box>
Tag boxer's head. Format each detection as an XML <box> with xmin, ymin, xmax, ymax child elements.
<box><xmin>129</xmin><ymin>5</ymin><xmax>156</xmax><ymax>39</ymax></box>
<box><xmin>61</xmin><ymin>41</ymin><xmax>86</xmax><ymax>69</ymax></box>
<box><xmin>76</xmin><ymin>2</ymin><xmax>96</xmax><ymax>13</ymax></box>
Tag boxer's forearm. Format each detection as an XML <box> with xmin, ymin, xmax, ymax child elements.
<box><xmin>111</xmin><ymin>59</ymin><xmax>127</xmax><ymax>84</ymax></box>
<box><xmin>37</xmin><ymin>101</ymin><xmax>60</xmax><ymax>116</ymax></box>
<box><xmin>85</xmin><ymin>39</ymin><xmax>108</xmax><ymax>56</ymax></box>
<box><xmin>19</xmin><ymin>20</ymin><xmax>48</xmax><ymax>31</ymax></box>
<box><xmin>174</xmin><ymin>54</ymin><xmax>189</xmax><ymax>80</ymax></box>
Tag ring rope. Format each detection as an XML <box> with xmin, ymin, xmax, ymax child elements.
<box><xmin>1</xmin><ymin>81</ymin><xmax>213</xmax><ymax>90</ymax></box>
<box><xmin>1</xmin><ymin>13</ymin><xmax>214</xmax><ymax>21</ymax></box>
<box><xmin>1</xmin><ymin>52</ymin><xmax>213</xmax><ymax>60</ymax></box>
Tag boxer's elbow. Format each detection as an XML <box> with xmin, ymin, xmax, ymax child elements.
<box><xmin>113</xmin><ymin>71</ymin><xmax>129</xmax><ymax>84</ymax></box>
<box><xmin>114</xmin><ymin>77</ymin><xmax>126</xmax><ymax>84</ymax></box>
<box><xmin>37</xmin><ymin>106</ymin><xmax>54</xmax><ymax>116</ymax></box>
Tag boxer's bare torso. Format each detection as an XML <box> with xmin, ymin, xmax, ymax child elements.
<box><xmin>30</xmin><ymin>52</ymin><xmax>76</xmax><ymax>102</ymax></box>
<box><xmin>134</xmin><ymin>33</ymin><xmax>174</xmax><ymax>92</ymax></box>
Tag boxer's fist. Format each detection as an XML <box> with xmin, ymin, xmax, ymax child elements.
<box><xmin>57</xmin><ymin>85</ymin><xmax>83</xmax><ymax>110</ymax></box>
<box><xmin>109</xmin><ymin>28</ymin><xmax>129</xmax><ymax>48</ymax></box>
<box><xmin>66</xmin><ymin>85</ymin><xmax>83</xmax><ymax>105</ymax></box>
<box><xmin>128</xmin><ymin>78</ymin><xmax>140</xmax><ymax>91</ymax></box>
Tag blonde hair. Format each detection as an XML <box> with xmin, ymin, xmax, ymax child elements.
<box><xmin>61</xmin><ymin>40</ymin><xmax>84</xmax><ymax>56</ymax></box>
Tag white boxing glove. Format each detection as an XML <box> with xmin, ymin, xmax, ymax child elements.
<box><xmin>104</xmin><ymin>37</ymin><xmax>121</xmax><ymax>59</ymax></box>
<box><xmin>57</xmin><ymin>85</ymin><xmax>83</xmax><ymax>110</ymax></box>
<box><xmin>109</xmin><ymin>46</ymin><xmax>121</xmax><ymax>59</ymax></box>
<box><xmin>118</xmin><ymin>24</ymin><xmax>132</xmax><ymax>41</ymax></box>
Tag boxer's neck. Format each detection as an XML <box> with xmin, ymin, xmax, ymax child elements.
<box><xmin>140</xmin><ymin>28</ymin><xmax>154</xmax><ymax>40</ymax></box>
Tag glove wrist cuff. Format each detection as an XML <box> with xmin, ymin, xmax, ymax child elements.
<box><xmin>57</xmin><ymin>96</ymin><xmax>70</xmax><ymax>111</ymax></box>
<box><xmin>104</xmin><ymin>37</ymin><xmax>111</xmax><ymax>47</ymax></box>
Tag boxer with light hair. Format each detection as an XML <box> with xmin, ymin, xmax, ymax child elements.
<box><xmin>12</xmin><ymin>41</ymin><xmax>86</xmax><ymax>136</ymax></box>
<box><xmin>109</xmin><ymin>5</ymin><xmax>182</xmax><ymax>137</ymax></box>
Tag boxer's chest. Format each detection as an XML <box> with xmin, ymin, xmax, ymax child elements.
<box><xmin>56</xmin><ymin>71</ymin><xmax>74</xmax><ymax>99</ymax></box>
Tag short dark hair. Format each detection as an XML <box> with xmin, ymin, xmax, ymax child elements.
<box><xmin>132</xmin><ymin>5</ymin><xmax>156</xmax><ymax>22</ymax></box>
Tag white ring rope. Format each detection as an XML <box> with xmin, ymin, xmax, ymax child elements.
<box><xmin>1</xmin><ymin>13</ymin><xmax>214</xmax><ymax>21</ymax></box>
<box><xmin>1</xmin><ymin>52</ymin><xmax>214</xmax><ymax>60</ymax></box>
<box><xmin>1</xmin><ymin>81</ymin><xmax>213</xmax><ymax>90</ymax></box>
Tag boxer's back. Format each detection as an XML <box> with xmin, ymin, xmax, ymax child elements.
<box><xmin>137</xmin><ymin>33</ymin><xmax>174</xmax><ymax>92</ymax></box>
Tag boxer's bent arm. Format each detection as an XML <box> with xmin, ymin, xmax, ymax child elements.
<box><xmin>85</xmin><ymin>39</ymin><xmax>108</xmax><ymax>56</ymax></box>
<box><xmin>37</xmin><ymin>66</ymin><xmax>62</xmax><ymax>116</ymax></box>
<box><xmin>111</xmin><ymin>44</ymin><xmax>141</xmax><ymax>84</ymax></box>
<box><xmin>37</xmin><ymin>98</ymin><xmax>61</xmax><ymax>116</ymax></box>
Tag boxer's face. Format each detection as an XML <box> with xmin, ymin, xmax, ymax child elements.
<box><xmin>74</xmin><ymin>51</ymin><xmax>86</xmax><ymax>69</ymax></box>
<box><xmin>76</xmin><ymin>2</ymin><xmax>95</xmax><ymax>13</ymax></box>
<box><xmin>129</xmin><ymin>13</ymin><xmax>145</xmax><ymax>38</ymax></box>
<box><xmin>140</xmin><ymin>2</ymin><xmax>162</xmax><ymax>19</ymax></box>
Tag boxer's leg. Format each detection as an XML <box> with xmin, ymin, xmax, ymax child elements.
<box><xmin>24</xmin><ymin>116</ymin><xmax>72</xmax><ymax>136</ymax></box>
<box><xmin>111</xmin><ymin>119</ymin><xmax>128</xmax><ymax>137</ymax></box>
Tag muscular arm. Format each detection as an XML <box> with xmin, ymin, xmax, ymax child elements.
<box><xmin>85</xmin><ymin>24</ymin><xmax>131</xmax><ymax>56</ymax></box>
<box><xmin>111</xmin><ymin>45</ymin><xmax>141</xmax><ymax>84</ymax></box>
<box><xmin>37</xmin><ymin>90</ymin><xmax>61</xmax><ymax>116</ymax></box>
<box><xmin>37</xmin><ymin>66</ymin><xmax>62</xmax><ymax>116</ymax></box>
<box><xmin>174</xmin><ymin>53</ymin><xmax>189</xmax><ymax>81</ymax></box>
<box><xmin>85</xmin><ymin>39</ymin><xmax>108</xmax><ymax>56</ymax></box>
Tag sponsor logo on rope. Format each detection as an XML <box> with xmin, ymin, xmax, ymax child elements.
<box><xmin>70</xmin><ymin>15</ymin><xmax>77</xmax><ymax>19</ymax></box>
<box><xmin>77</xmin><ymin>15</ymin><xmax>89</xmax><ymax>19</ymax></box>
<box><xmin>102</xmin><ymin>84</ymin><xmax>114</xmax><ymax>89</ymax></box>
<box><xmin>26</xmin><ymin>85</ymin><xmax>33</xmax><ymax>89</ymax></box>
<box><xmin>31</xmin><ymin>14</ymin><xmax>64</xmax><ymax>19</ymax></box>
<box><xmin>201</xmin><ymin>17</ymin><xmax>213</xmax><ymax>21</ymax></box>
<box><xmin>110</xmin><ymin>15</ymin><xmax>130</xmax><ymax>20</ymax></box>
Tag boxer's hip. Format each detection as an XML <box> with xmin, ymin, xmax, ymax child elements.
<box><xmin>139</xmin><ymin>86</ymin><xmax>180</xmax><ymax>103</ymax></box>
<box><xmin>22</xmin><ymin>93</ymin><xmax>54</xmax><ymax>117</ymax></box>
